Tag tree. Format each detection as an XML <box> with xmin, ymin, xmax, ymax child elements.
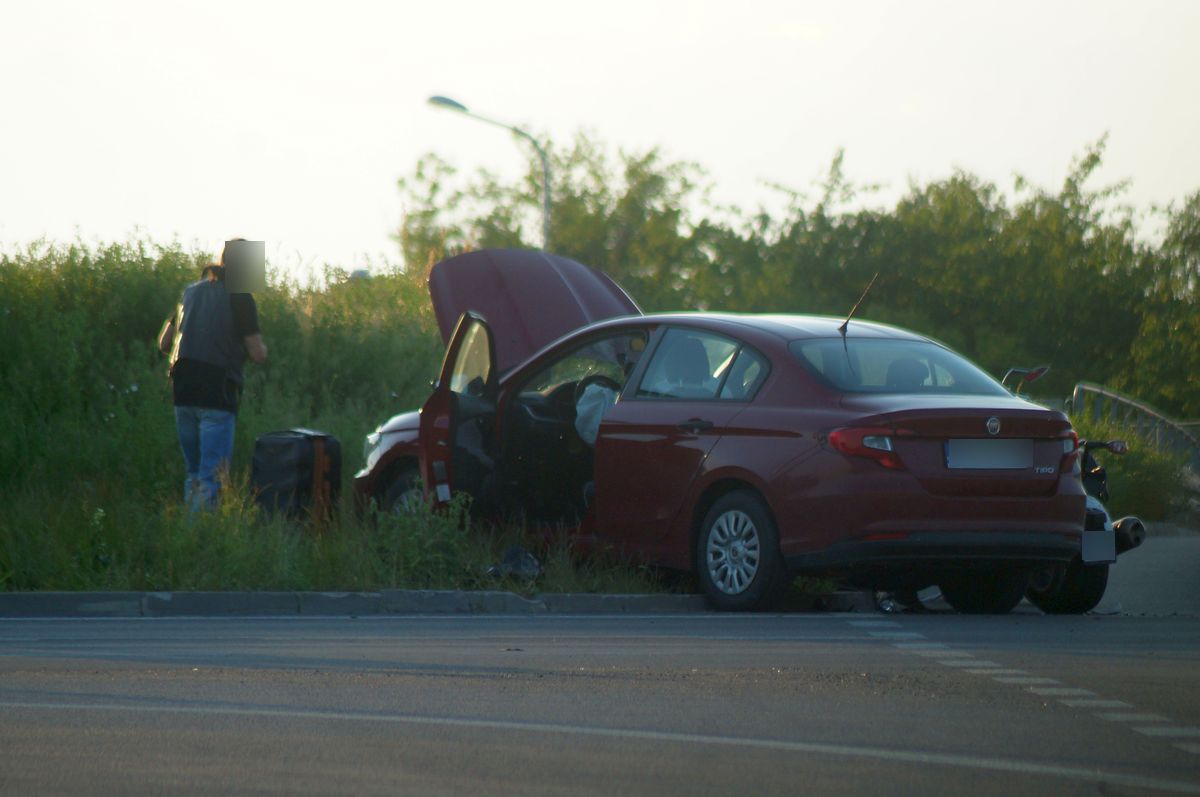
<box><xmin>395</xmin><ymin>134</ymin><xmax>716</xmax><ymax>311</ymax></box>
<box><xmin>1127</xmin><ymin>190</ymin><xmax>1200</xmax><ymax>417</ymax></box>
<box><xmin>394</xmin><ymin>133</ymin><xmax>1196</xmax><ymax>414</ymax></box>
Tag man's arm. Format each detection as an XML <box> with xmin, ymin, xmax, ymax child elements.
<box><xmin>231</xmin><ymin>294</ymin><xmax>266</xmax><ymax>364</ymax></box>
<box><xmin>157</xmin><ymin>317</ymin><xmax>176</xmax><ymax>355</ymax></box>
<box><xmin>244</xmin><ymin>333</ymin><xmax>268</xmax><ymax>364</ymax></box>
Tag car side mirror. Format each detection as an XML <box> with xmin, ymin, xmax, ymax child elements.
<box><xmin>1107</xmin><ymin>439</ymin><xmax>1129</xmax><ymax>455</ymax></box>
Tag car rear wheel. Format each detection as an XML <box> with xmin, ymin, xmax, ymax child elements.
<box><xmin>1026</xmin><ymin>558</ymin><xmax>1109</xmax><ymax>614</ymax></box>
<box><xmin>696</xmin><ymin>491</ymin><xmax>789</xmax><ymax>612</ymax></box>
<box><xmin>939</xmin><ymin>569</ymin><xmax>1030</xmax><ymax>614</ymax></box>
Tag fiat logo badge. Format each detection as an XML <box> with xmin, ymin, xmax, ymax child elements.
<box><xmin>986</xmin><ymin>417</ymin><xmax>1001</xmax><ymax>436</ymax></box>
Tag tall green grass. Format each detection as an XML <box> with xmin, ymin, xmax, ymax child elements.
<box><xmin>0</xmin><ymin>239</ymin><xmax>662</xmax><ymax>593</ymax></box>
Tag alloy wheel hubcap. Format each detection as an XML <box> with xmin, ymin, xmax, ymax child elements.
<box><xmin>706</xmin><ymin>510</ymin><xmax>761</xmax><ymax>595</ymax></box>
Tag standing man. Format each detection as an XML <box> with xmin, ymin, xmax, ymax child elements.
<box><xmin>158</xmin><ymin>241</ymin><xmax>268</xmax><ymax>510</ymax></box>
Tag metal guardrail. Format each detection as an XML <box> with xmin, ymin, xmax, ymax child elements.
<box><xmin>1067</xmin><ymin>382</ymin><xmax>1200</xmax><ymax>470</ymax></box>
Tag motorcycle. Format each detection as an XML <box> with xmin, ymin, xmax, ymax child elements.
<box><xmin>1025</xmin><ymin>437</ymin><xmax>1146</xmax><ymax>613</ymax></box>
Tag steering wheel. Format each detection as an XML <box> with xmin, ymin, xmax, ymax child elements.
<box><xmin>573</xmin><ymin>373</ymin><xmax>622</xmax><ymax>405</ymax></box>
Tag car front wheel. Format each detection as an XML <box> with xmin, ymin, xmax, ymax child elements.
<box><xmin>939</xmin><ymin>569</ymin><xmax>1030</xmax><ymax>614</ymax></box>
<box><xmin>695</xmin><ymin>491</ymin><xmax>789</xmax><ymax>612</ymax></box>
<box><xmin>381</xmin><ymin>465</ymin><xmax>423</xmax><ymax>514</ymax></box>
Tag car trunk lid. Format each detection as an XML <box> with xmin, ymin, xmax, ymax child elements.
<box><xmin>840</xmin><ymin>395</ymin><xmax>1074</xmax><ymax>497</ymax></box>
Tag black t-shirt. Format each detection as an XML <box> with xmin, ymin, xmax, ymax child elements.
<box><xmin>172</xmin><ymin>292</ymin><xmax>260</xmax><ymax>413</ymax></box>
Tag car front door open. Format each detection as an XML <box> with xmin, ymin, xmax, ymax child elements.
<box><xmin>418</xmin><ymin>311</ymin><xmax>498</xmax><ymax>507</ymax></box>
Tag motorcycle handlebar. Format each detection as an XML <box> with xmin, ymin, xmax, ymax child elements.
<box><xmin>1080</xmin><ymin>439</ymin><xmax>1129</xmax><ymax>455</ymax></box>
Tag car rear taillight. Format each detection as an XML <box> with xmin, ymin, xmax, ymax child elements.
<box><xmin>1060</xmin><ymin>429</ymin><xmax>1080</xmax><ymax>475</ymax></box>
<box><xmin>828</xmin><ymin>426</ymin><xmax>906</xmax><ymax>470</ymax></box>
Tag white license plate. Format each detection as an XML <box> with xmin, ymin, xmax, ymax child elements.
<box><xmin>1082</xmin><ymin>528</ymin><xmax>1116</xmax><ymax>563</ymax></box>
<box><xmin>945</xmin><ymin>439</ymin><xmax>1033</xmax><ymax>469</ymax></box>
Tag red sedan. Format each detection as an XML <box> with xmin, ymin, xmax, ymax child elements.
<box><xmin>355</xmin><ymin>249</ymin><xmax>1087</xmax><ymax>612</ymax></box>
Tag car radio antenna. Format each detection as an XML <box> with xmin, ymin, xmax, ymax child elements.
<box><xmin>838</xmin><ymin>272</ymin><xmax>879</xmax><ymax>335</ymax></box>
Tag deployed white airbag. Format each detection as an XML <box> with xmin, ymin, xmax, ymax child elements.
<box><xmin>574</xmin><ymin>384</ymin><xmax>618</xmax><ymax>446</ymax></box>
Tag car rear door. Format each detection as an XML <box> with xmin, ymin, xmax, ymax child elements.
<box><xmin>593</xmin><ymin>327</ymin><xmax>765</xmax><ymax>561</ymax></box>
<box><xmin>419</xmin><ymin>311</ymin><xmax>498</xmax><ymax>507</ymax></box>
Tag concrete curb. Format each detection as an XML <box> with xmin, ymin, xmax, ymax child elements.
<box><xmin>0</xmin><ymin>590</ymin><xmax>721</xmax><ymax>618</ymax></box>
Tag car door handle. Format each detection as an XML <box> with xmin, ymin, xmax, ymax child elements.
<box><xmin>678</xmin><ymin>418</ymin><xmax>715</xmax><ymax>433</ymax></box>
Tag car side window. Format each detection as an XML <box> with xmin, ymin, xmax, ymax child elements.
<box><xmin>521</xmin><ymin>332</ymin><xmax>648</xmax><ymax>396</ymax></box>
<box><xmin>450</xmin><ymin>320</ymin><xmax>492</xmax><ymax>397</ymax></box>
<box><xmin>637</xmin><ymin>329</ymin><xmax>760</xmax><ymax>401</ymax></box>
<box><xmin>719</xmin><ymin>347</ymin><xmax>769</xmax><ymax>400</ymax></box>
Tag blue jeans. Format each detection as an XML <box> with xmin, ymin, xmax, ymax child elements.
<box><xmin>175</xmin><ymin>406</ymin><xmax>236</xmax><ymax>510</ymax></box>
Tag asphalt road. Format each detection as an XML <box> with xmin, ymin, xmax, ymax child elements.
<box><xmin>1</xmin><ymin>614</ymin><xmax>1198</xmax><ymax>796</ymax></box>
<box><xmin>1102</xmin><ymin>535</ymin><xmax>1200</xmax><ymax>616</ymax></box>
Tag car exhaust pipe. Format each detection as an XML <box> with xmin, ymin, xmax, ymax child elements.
<box><xmin>1113</xmin><ymin>516</ymin><xmax>1146</xmax><ymax>555</ymax></box>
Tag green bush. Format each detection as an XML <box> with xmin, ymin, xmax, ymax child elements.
<box><xmin>1070</xmin><ymin>417</ymin><xmax>1197</xmax><ymax>522</ymax></box>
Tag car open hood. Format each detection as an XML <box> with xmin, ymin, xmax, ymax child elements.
<box><xmin>429</xmin><ymin>248</ymin><xmax>642</xmax><ymax>374</ymax></box>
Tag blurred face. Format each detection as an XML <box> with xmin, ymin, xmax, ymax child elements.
<box><xmin>222</xmin><ymin>240</ymin><xmax>266</xmax><ymax>293</ymax></box>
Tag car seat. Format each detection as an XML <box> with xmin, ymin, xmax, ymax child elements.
<box><xmin>885</xmin><ymin>357</ymin><xmax>930</xmax><ymax>390</ymax></box>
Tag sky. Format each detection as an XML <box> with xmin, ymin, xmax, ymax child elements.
<box><xmin>1</xmin><ymin>0</ymin><xmax>1197</xmax><ymax>278</ymax></box>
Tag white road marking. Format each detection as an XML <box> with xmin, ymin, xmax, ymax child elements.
<box><xmin>994</xmin><ymin>677</ymin><xmax>1060</xmax><ymax>685</ymax></box>
<box><xmin>960</xmin><ymin>667</ymin><xmax>1027</xmax><ymax>676</ymax></box>
<box><xmin>965</xmin><ymin>669</ymin><xmax>1027</xmax><ymax>675</ymax></box>
<box><xmin>938</xmin><ymin>660</ymin><xmax>1001</xmax><ymax>668</ymax></box>
<box><xmin>696</xmin><ymin>635</ymin><xmax>862</xmax><ymax>642</ymax></box>
<box><xmin>3</xmin><ymin>701</ymin><xmax>1199</xmax><ymax>794</ymax></box>
<box><xmin>1096</xmin><ymin>713</ymin><xmax>1170</xmax><ymax>723</ymax></box>
<box><xmin>1135</xmin><ymin>728</ymin><xmax>1200</xmax><ymax>739</ymax></box>
<box><xmin>861</xmin><ymin>619</ymin><xmax>1191</xmax><ymax>763</ymax></box>
<box><xmin>1030</xmin><ymin>687</ymin><xmax>1097</xmax><ymax>697</ymax></box>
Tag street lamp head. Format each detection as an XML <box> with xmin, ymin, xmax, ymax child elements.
<box><xmin>423</xmin><ymin>94</ymin><xmax>552</xmax><ymax>249</ymax></box>
<box><xmin>427</xmin><ymin>95</ymin><xmax>469</xmax><ymax>113</ymax></box>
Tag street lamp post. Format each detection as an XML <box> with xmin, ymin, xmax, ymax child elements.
<box><xmin>427</xmin><ymin>95</ymin><xmax>551</xmax><ymax>250</ymax></box>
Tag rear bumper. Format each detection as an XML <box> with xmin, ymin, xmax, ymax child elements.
<box><xmin>786</xmin><ymin>531</ymin><xmax>1080</xmax><ymax>573</ymax></box>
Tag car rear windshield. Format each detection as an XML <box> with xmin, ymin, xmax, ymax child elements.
<box><xmin>789</xmin><ymin>338</ymin><xmax>1009</xmax><ymax>396</ymax></box>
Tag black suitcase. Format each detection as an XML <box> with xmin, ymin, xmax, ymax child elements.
<box><xmin>251</xmin><ymin>428</ymin><xmax>341</xmax><ymax>518</ymax></box>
